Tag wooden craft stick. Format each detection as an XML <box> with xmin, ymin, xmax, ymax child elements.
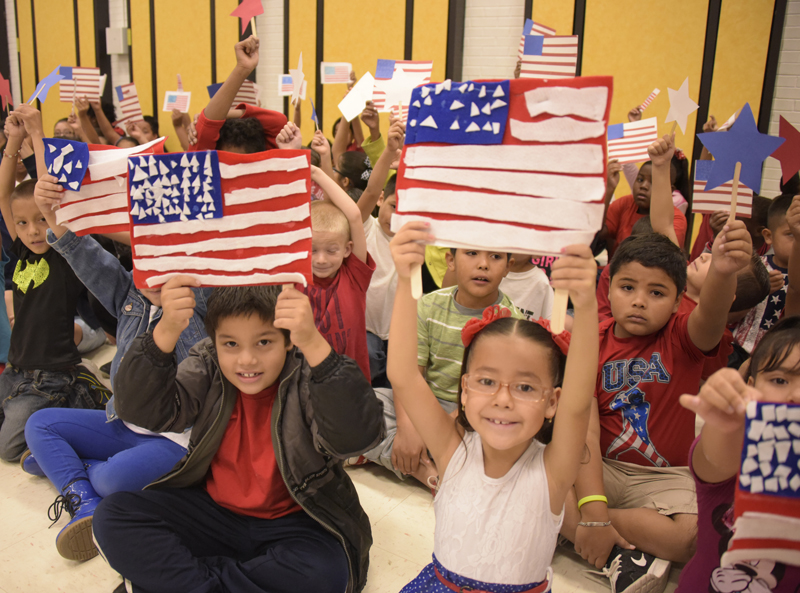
<box><xmin>28</xmin><ymin>85</ymin><xmax>43</xmax><ymax>105</ymax></box>
<box><xmin>670</xmin><ymin>121</ymin><xmax>678</xmax><ymax>136</ymax></box>
<box><xmin>410</xmin><ymin>263</ymin><xmax>423</xmax><ymax>300</ymax></box>
<box><xmin>251</xmin><ymin>17</ymin><xmax>258</xmax><ymax>38</ymax></box>
<box><xmin>728</xmin><ymin>161</ymin><xmax>742</xmax><ymax>224</ymax></box>
<box><xmin>550</xmin><ymin>288</ymin><xmax>569</xmax><ymax>334</ymax></box>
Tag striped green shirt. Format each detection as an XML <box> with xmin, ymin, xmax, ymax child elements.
<box><xmin>417</xmin><ymin>286</ymin><xmax>522</xmax><ymax>402</ymax></box>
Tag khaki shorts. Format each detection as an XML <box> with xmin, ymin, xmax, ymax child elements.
<box><xmin>602</xmin><ymin>458</ymin><xmax>697</xmax><ymax>517</ymax></box>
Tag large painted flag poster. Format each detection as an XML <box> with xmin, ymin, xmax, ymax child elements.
<box><xmin>392</xmin><ymin>76</ymin><xmax>613</xmax><ymax>255</ymax></box>
<box><xmin>128</xmin><ymin>149</ymin><xmax>312</xmax><ymax>288</ymax></box>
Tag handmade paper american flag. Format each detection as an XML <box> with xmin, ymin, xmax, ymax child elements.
<box><xmin>517</xmin><ymin>19</ymin><xmax>557</xmax><ymax>58</ymax></box>
<box><xmin>607</xmin><ymin>117</ymin><xmax>658</xmax><ymax>164</ymax></box>
<box><xmin>373</xmin><ymin>60</ymin><xmax>432</xmax><ymax>112</ymax></box>
<box><xmin>692</xmin><ymin>160</ymin><xmax>752</xmax><ymax>218</ymax></box>
<box><xmin>392</xmin><ymin>76</ymin><xmax>613</xmax><ymax>255</ymax></box>
<box><xmin>49</xmin><ymin>137</ymin><xmax>166</xmax><ymax>236</ymax></box>
<box><xmin>115</xmin><ymin>83</ymin><xmax>144</xmax><ymax>127</ymax></box>
<box><xmin>278</xmin><ymin>75</ymin><xmax>293</xmax><ymax>96</ymax></box>
<box><xmin>59</xmin><ymin>67</ymin><xmax>102</xmax><ymax>102</ymax></box>
<box><xmin>520</xmin><ymin>35</ymin><xmax>579</xmax><ymax>80</ymax></box>
<box><xmin>129</xmin><ymin>149</ymin><xmax>312</xmax><ymax>288</ymax></box>
<box><xmin>207</xmin><ymin>80</ymin><xmax>261</xmax><ymax>107</ymax></box>
<box><xmin>721</xmin><ymin>401</ymin><xmax>800</xmax><ymax>569</ymax></box>
<box><xmin>320</xmin><ymin>62</ymin><xmax>352</xmax><ymax>85</ymax></box>
<box><xmin>163</xmin><ymin>91</ymin><xmax>191</xmax><ymax>112</ymax></box>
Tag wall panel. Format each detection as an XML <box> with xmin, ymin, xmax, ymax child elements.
<box><xmin>289</xmin><ymin>0</ymin><xmax>316</xmax><ymax>143</ymax></box>
<box><xmin>77</xmin><ymin>0</ymin><xmax>96</xmax><ymax>68</ymax></box>
<box><xmin>530</xmin><ymin>0</ymin><xmax>574</xmax><ymax>35</ymax></box>
<box><xmin>215</xmin><ymin>0</ymin><xmax>239</xmax><ymax>85</ymax></box>
<box><xmin>129</xmin><ymin>0</ymin><xmax>153</xmax><ymax>119</ymax></box>
<box><xmin>413</xmin><ymin>1</ymin><xmax>449</xmax><ymax>83</ymax></box>
<box><xmin>16</xmin><ymin>0</ymin><xmax>36</xmax><ymax>104</ymax></box>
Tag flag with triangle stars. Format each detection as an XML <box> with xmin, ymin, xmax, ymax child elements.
<box><xmin>128</xmin><ymin>149</ymin><xmax>313</xmax><ymax>289</ymax></box>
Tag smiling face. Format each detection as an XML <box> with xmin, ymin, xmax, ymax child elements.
<box><xmin>215</xmin><ymin>313</ymin><xmax>292</xmax><ymax>395</ymax></box>
<box><xmin>447</xmin><ymin>249</ymin><xmax>513</xmax><ymax>309</ymax></box>
<box><xmin>632</xmin><ymin>163</ymin><xmax>653</xmax><ymax>212</ymax></box>
<box><xmin>311</xmin><ymin>229</ymin><xmax>352</xmax><ymax>279</ymax></box>
<box><xmin>609</xmin><ymin>261</ymin><xmax>682</xmax><ymax>338</ymax></box>
<box><xmin>11</xmin><ymin>197</ymin><xmax>50</xmax><ymax>255</ymax></box>
<box><xmin>752</xmin><ymin>345</ymin><xmax>800</xmax><ymax>404</ymax></box>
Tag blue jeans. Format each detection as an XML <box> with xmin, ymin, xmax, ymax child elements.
<box><xmin>0</xmin><ymin>366</ymin><xmax>97</xmax><ymax>462</ymax></box>
<box><xmin>25</xmin><ymin>408</ymin><xmax>187</xmax><ymax>497</ymax></box>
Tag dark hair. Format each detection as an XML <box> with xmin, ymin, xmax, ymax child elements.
<box><xmin>216</xmin><ymin>118</ymin><xmax>267</xmax><ymax>154</ymax></box>
<box><xmin>332</xmin><ymin>116</ymin><xmax>353</xmax><ymax>140</ymax></box>
<box><xmin>448</xmin><ymin>247</ymin><xmax>512</xmax><ymax>260</ymax></box>
<box><xmin>751</xmin><ymin>195</ymin><xmax>771</xmax><ymax>229</ymax></box>
<box><xmin>780</xmin><ymin>172</ymin><xmax>800</xmax><ymax>197</ymax></box>
<box><xmin>670</xmin><ymin>154</ymin><xmax>690</xmax><ymax>202</ymax></box>
<box><xmin>768</xmin><ymin>194</ymin><xmax>793</xmax><ymax>231</ymax></box>
<box><xmin>92</xmin><ymin>101</ymin><xmax>116</xmax><ymax>124</ymax></box>
<box><xmin>456</xmin><ymin>317</ymin><xmax>564</xmax><ymax>444</ymax></box>
<box><xmin>55</xmin><ymin>117</ymin><xmax>69</xmax><ymax>126</ymax></box>
<box><xmin>204</xmin><ymin>286</ymin><xmax>289</xmax><ymax>345</ymax></box>
<box><xmin>10</xmin><ymin>179</ymin><xmax>36</xmax><ymax>203</ymax></box>
<box><xmin>630</xmin><ymin>216</ymin><xmax>653</xmax><ymax>236</ymax></box>
<box><xmin>383</xmin><ymin>175</ymin><xmax>397</xmax><ymax>199</ymax></box>
<box><xmin>309</xmin><ymin>148</ymin><xmax>321</xmax><ymax>167</ymax></box>
<box><xmin>731</xmin><ymin>253</ymin><xmax>770</xmax><ymax>313</ymax></box>
<box><xmin>337</xmin><ymin>151</ymin><xmax>371</xmax><ymax>191</ymax></box>
<box><xmin>748</xmin><ymin>316</ymin><xmax>800</xmax><ymax>381</ymax></box>
<box><xmin>609</xmin><ymin>233</ymin><xmax>687</xmax><ymax>294</ymax></box>
<box><xmin>115</xmin><ymin>136</ymin><xmax>139</xmax><ymax>147</ymax></box>
<box><xmin>142</xmin><ymin>115</ymin><xmax>159</xmax><ymax>137</ymax></box>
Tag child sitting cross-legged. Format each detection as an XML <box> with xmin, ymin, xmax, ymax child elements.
<box><xmin>389</xmin><ymin>221</ymin><xmax>600</xmax><ymax>592</ymax></box>
<box><xmin>92</xmin><ymin>284</ymin><xmax>384</xmax><ymax>593</ymax></box>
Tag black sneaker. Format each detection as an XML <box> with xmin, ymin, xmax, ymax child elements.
<box><xmin>99</xmin><ymin>361</ymin><xmax>111</xmax><ymax>377</ymax></box>
<box><xmin>603</xmin><ymin>545</ymin><xmax>671</xmax><ymax>593</ymax></box>
<box><xmin>76</xmin><ymin>360</ymin><xmax>113</xmax><ymax>409</ymax></box>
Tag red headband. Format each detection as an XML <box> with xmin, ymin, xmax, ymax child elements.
<box><xmin>460</xmin><ymin>306</ymin><xmax>571</xmax><ymax>356</ymax></box>
<box><xmin>532</xmin><ymin>317</ymin><xmax>571</xmax><ymax>356</ymax></box>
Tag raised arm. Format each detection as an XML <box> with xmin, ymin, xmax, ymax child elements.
<box><xmin>310</xmin><ymin>165</ymin><xmax>367</xmax><ymax>263</ymax></box>
<box><xmin>205</xmin><ymin>36</ymin><xmax>259</xmax><ymax>122</ymax></box>
<box><xmin>0</xmin><ymin>115</ymin><xmax>25</xmax><ymax>240</ymax></box>
<box><xmin>89</xmin><ymin>98</ymin><xmax>122</xmax><ymax>145</ymax></box>
<box><xmin>32</xmin><ymin>175</ymin><xmax>69</xmax><ymax>240</ymax></box>
<box><xmin>310</xmin><ymin>130</ymin><xmax>335</xmax><ymax>181</ymax></box>
<box><xmin>597</xmin><ymin>159</ymin><xmax>622</xmax><ymax>250</ymax></box>
<box><xmin>171</xmin><ymin>109</ymin><xmax>191</xmax><ymax>151</ymax></box>
<box><xmin>332</xmin><ymin>114</ymin><xmax>352</xmax><ymax>169</ymax></box>
<box><xmin>648</xmin><ymin>134</ymin><xmax>679</xmax><ymax>246</ymax></box>
<box><xmin>75</xmin><ymin>97</ymin><xmax>101</xmax><ymax>144</ymax></box>
<box><xmin>357</xmin><ymin>121</ymin><xmax>403</xmax><ymax>223</ymax></box>
<box><xmin>785</xmin><ymin>195</ymin><xmax>800</xmax><ymax>316</ymax></box>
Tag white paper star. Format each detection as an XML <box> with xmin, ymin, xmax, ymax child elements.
<box><xmin>381</xmin><ymin>67</ymin><xmax>417</xmax><ymax>112</ymax></box>
<box><xmin>290</xmin><ymin>53</ymin><xmax>305</xmax><ymax>105</ymax></box>
<box><xmin>665</xmin><ymin>78</ymin><xmax>699</xmax><ymax>134</ymax></box>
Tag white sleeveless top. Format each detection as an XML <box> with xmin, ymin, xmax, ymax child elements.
<box><xmin>433</xmin><ymin>431</ymin><xmax>564</xmax><ymax>585</ymax></box>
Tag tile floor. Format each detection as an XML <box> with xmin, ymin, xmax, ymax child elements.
<box><xmin>0</xmin><ymin>344</ymin><xmax>682</xmax><ymax>593</ymax></box>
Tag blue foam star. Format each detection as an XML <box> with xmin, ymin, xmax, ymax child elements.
<box><xmin>697</xmin><ymin>103</ymin><xmax>784</xmax><ymax>194</ymax></box>
<box><xmin>27</xmin><ymin>65</ymin><xmax>65</xmax><ymax>104</ymax></box>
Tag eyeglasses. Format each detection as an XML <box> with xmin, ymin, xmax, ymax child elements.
<box><xmin>463</xmin><ymin>374</ymin><xmax>552</xmax><ymax>403</ymax></box>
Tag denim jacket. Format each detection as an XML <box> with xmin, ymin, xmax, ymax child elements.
<box><xmin>47</xmin><ymin>230</ymin><xmax>210</xmax><ymax>420</ymax></box>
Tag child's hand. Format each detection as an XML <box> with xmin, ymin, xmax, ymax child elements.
<box><xmin>386</xmin><ymin>121</ymin><xmax>406</xmax><ymax>153</ymax></box>
<box><xmin>787</xmin><ymin>195</ymin><xmax>800</xmax><ymax>238</ymax></box>
<box><xmin>152</xmin><ymin>276</ymin><xmax>201</xmax><ymax>352</ymax></box>
<box><xmin>310</xmin><ymin>130</ymin><xmax>330</xmax><ymax>158</ymax></box>
<box><xmin>550</xmin><ymin>244</ymin><xmax>597</xmax><ymax>310</ymax></box>
<box><xmin>14</xmin><ymin>104</ymin><xmax>44</xmax><ymax>138</ymax></box>
<box><xmin>679</xmin><ymin>367</ymin><xmax>755</xmax><ymax>434</ymax></box>
<box><xmin>347</xmin><ymin>69</ymin><xmax>357</xmax><ymax>91</ymax></box>
<box><xmin>188</xmin><ymin>115</ymin><xmax>198</xmax><ymax>146</ymax></box>
<box><xmin>3</xmin><ymin>113</ymin><xmax>26</xmax><ymax>140</ymax></box>
<box><xmin>127</xmin><ymin>121</ymin><xmax>144</xmax><ymax>142</ymax></box>
<box><xmin>390</xmin><ymin>221</ymin><xmax>433</xmax><ymax>279</ymax></box>
<box><xmin>34</xmin><ymin>175</ymin><xmax>64</xmax><ymax>212</ymax></box>
<box><xmin>703</xmin><ymin>115</ymin><xmax>718</xmax><ymax>133</ymax></box>
<box><xmin>88</xmin><ymin>98</ymin><xmax>103</xmax><ymax>114</ymax></box>
<box><xmin>171</xmin><ymin>109</ymin><xmax>188</xmax><ymax>127</ymax></box>
<box><xmin>273</xmin><ymin>286</ymin><xmax>317</xmax><ymax>350</ymax></box>
<box><xmin>234</xmin><ymin>35</ymin><xmax>260</xmax><ymax>73</ymax></box>
<box><xmin>647</xmin><ymin>133</ymin><xmax>675</xmax><ymax>168</ymax></box>
<box><xmin>627</xmin><ymin>106</ymin><xmax>642</xmax><ymax>122</ymax></box>
<box><xmin>769</xmin><ymin>268</ymin><xmax>785</xmax><ymax>294</ymax></box>
<box><xmin>605</xmin><ymin>159</ymin><xmax>621</xmax><ymax>196</ymax></box>
<box><xmin>360</xmin><ymin>101</ymin><xmax>380</xmax><ymax>132</ymax></box>
<box><xmin>67</xmin><ymin>112</ymin><xmax>81</xmax><ymax>134</ymax></box>
<box><xmin>709</xmin><ymin>210</ymin><xmax>728</xmax><ymax>236</ymax></box>
<box><xmin>514</xmin><ymin>58</ymin><xmax>521</xmax><ymax>79</ymax></box>
<box><xmin>74</xmin><ymin>97</ymin><xmax>90</xmax><ymax>115</ymax></box>
<box><xmin>711</xmin><ymin>220</ymin><xmax>753</xmax><ymax>276</ymax></box>
<box><xmin>276</xmin><ymin>122</ymin><xmax>302</xmax><ymax>150</ymax></box>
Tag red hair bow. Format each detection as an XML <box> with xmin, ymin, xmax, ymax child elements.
<box><xmin>461</xmin><ymin>305</ymin><xmax>512</xmax><ymax>347</ymax></box>
<box><xmin>674</xmin><ymin>147</ymin><xmax>686</xmax><ymax>161</ymax></box>
<box><xmin>532</xmin><ymin>318</ymin><xmax>571</xmax><ymax>356</ymax></box>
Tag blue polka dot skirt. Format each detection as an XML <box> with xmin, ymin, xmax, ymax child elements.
<box><xmin>400</xmin><ymin>555</ymin><xmax>550</xmax><ymax>593</ymax></box>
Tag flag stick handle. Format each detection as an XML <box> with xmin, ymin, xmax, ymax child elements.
<box><xmin>250</xmin><ymin>17</ymin><xmax>258</xmax><ymax>39</ymax></box>
<box><xmin>28</xmin><ymin>84</ymin><xmax>43</xmax><ymax>105</ymax></box>
<box><xmin>550</xmin><ymin>288</ymin><xmax>569</xmax><ymax>334</ymax></box>
<box><xmin>729</xmin><ymin>161</ymin><xmax>742</xmax><ymax>224</ymax></box>
<box><xmin>410</xmin><ymin>264</ymin><xmax>423</xmax><ymax>300</ymax></box>
<box><xmin>670</xmin><ymin>121</ymin><xmax>678</xmax><ymax>136</ymax></box>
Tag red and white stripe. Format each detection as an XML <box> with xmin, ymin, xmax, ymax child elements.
<box><xmin>373</xmin><ymin>60</ymin><xmax>432</xmax><ymax>111</ymax></box>
<box><xmin>517</xmin><ymin>22</ymin><xmax>557</xmax><ymax>58</ymax></box>
<box><xmin>60</xmin><ymin>67</ymin><xmax>102</xmax><ymax>102</ymax></box>
<box><xmin>519</xmin><ymin>36</ymin><xmax>579</xmax><ymax>80</ymax></box>
<box><xmin>607</xmin><ymin>117</ymin><xmax>659</xmax><ymax>164</ymax></box>
<box><xmin>605</xmin><ymin>422</ymin><xmax>669</xmax><ymax>467</ymax></box>
<box><xmin>321</xmin><ymin>62</ymin><xmax>352</xmax><ymax>84</ymax></box>
<box><xmin>115</xmin><ymin>83</ymin><xmax>144</xmax><ymax>128</ymax></box>
<box><xmin>233</xmin><ymin>80</ymin><xmax>260</xmax><ymax>107</ymax></box>
<box><xmin>639</xmin><ymin>88</ymin><xmax>660</xmax><ymax>112</ymax></box>
<box><xmin>131</xmin><ymin>150</ymin><xmax>312</xmax><ymax>288</ymax></box>
<box><xmin>692</xmin><ymin>178</ymin><xmax>753</xmax><ymax>217</ymax></box>
<box><xmin>390</xmin><ymin>104</ymin><xmax>409</xmax><ymax>123</ymax></box>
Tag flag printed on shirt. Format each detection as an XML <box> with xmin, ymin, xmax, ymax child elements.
<box><xmin>692</xmin><ymin>160</ymin><xmax>753</xmax><ymax>217</ymax></box>
<box><xmin>49</xmin><ymin>137</ymin><xmax>167</xmax><ymax>236</ymax></box>
<box><xmin>207</xmin><ymin>80</ymin><xmax>261</xmax><ymax>107</ymax></box>
<box><xmin>320</xmin><ymin>62</ymin><xmax>352</xmax><ymax>85</ymax></box>
<box><xmin>59</xmin><ymin>67</ymin><xmax>102</xmax><ymax>102</ymax></box>
<box><xmin>517</xmin><ymin>19</ymin><xmax>557</xmax><ymax>58</ymax></box>
<box><xmin>393</xmin><ymin>76</ymin><xmax>613</xmax><ymax>256</ymax></box>
<box><xmin>129</xmin><ymin>149</ymin><xmax>313</xmax><ymax>289</ymax></box>
<box><xmin>372</xmin><ymin>60</ymin><xmax>433</xmax><ymax>112</ymax></box>
<box><xmin>519</xmin><ymin>35</ymin><xmax>579</xmax><ymax>80</ymax></box>
<box><xmin>721</xmin><ymin>401</ymin><xmax>800</xmax><ymax>569</ymax></box>
<box><xmin>607</xmin><ymin>117</ymin><xmax>659</xmax><ymax>164</ymax></box>
<box><xmin>115</xmin><ymin>83</ymin><xmax>144</xmax><ymax>127</ymax></box>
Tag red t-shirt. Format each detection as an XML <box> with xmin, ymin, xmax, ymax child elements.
<box><xmin>605</xmin><ymin>195</ymin><xmax>687</xmax><ymax>256</ymax></box>
<box><xmin>192</xmin><ymin>103</ymin><xmax>288</xmax><ymax>152</ymax></box>
<box><xmin>596</xmin><ymin>313</ymin><xmax>719</xmax><ymax>468</ymax></box>
<box><xmin>205</xmin><ymin>384</ymin><xmax>302</xmax><ymax>519</ymax></box>
<box><xmin>301</xmin><ymin>254</ymin><xmax>375</xmax><ymax>379</ymax></box>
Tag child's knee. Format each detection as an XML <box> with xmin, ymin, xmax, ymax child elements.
<box><xmin>670</xmin><ymin>513</ymin><xmax>698</xmax><ymax>562</ymax></box>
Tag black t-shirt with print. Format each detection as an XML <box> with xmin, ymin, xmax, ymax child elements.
<box><xmin>9</xmin><ymin>239</ymin><xmax>82</xmax><ymax>370</ymax></box>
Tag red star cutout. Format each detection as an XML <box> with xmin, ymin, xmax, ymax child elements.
<box><xmin>0</xmin><ymin>73</ymin><xmax>11</xmax><ymax>112</ymax></box>
<box><xmin>231</xmin><ymin>0</ymin><xmax>264</xmax><ymax>35</ymax></box>
<box><xmin>772</xmin><ymin>116</ymin><xmax>800</xmax><ymax>183</ymax></box>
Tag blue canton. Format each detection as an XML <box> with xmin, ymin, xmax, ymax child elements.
<box><xmin>43</xmin><ymin>138</ymin><xmax>89</xmax><ymax>191</ymax></box>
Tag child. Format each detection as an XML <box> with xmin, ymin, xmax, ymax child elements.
<box><xmin>389</xmin><ymin>220</ymin><xmax>600</xmax><ymax>592</ymax></box>
<box><xmin>92</xmin><ymin>284</ymin><xmax>384</xmax><ymax>593</ymax></box>
<box><xmin>500</xmin><ymin>253</ymin><xmax>554</xmax><ymax>320</ymax></box>
<box><xmin>21</xmin><ymin>170</ymin><xmax>210</xmax><ymax>562</ymax></box>
<box><xmin>676</xmin><ymin>319</ymin><xmax>800</xmax><ymax>591</ymax></box>
<box><xmin>564</xmin><ymin>220</ymin><xmax>753</xmax><ymax>593</ymax></box>
<box><xmin>0</xmin><ymin>105</ymin><xmax>104</xmax><ymax>463</ymax></box>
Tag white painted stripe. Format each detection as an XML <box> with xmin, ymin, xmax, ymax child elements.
<box><xmin>523</xmin><ymin>86</ymin><xmax>608</xmax><ymax>121</ymax></box>
<box><xmin>398</xmin><ymin>188</ymin><xmax>604</xmax><ymax>231</ymax></box>
<box><xmin>145</xmin><ymin>271</ymin><xmax>307</xmax><ymax>288</ymax></box>
<box><xmin>135</xmin><ymin>227</ymin><xmax>312</xmax><ymax>256</ymax></box>
<box><xmin>403</xmin><ymin>144</ymin><xmax>604</xmax><ymax>175</ymax></box>
<box><xmin>391</xmin><ymin>214</ymin><xmax>595</xmax><ymax>256</ymax></box>
<box><xmin>218</xmin><ymin>156</ymin><xmax>307</xmax><ymax>178</ymax></box>
<box><xmin>509</xmin><ymin>117</ymin><xmax>605</xmax><ymax>142</ymax></box>
<box><xmin>402</xmin><ymin>167</ymin><xmax>605</xmax><ymax>203</ymax></box>
<box><xmin>56</xmin><ymin>193</ymin><xmax>127</xmax><ymax>225</ymax></box>
<box><xmin>136</xmin><ymin>251</ymin><xmax>307</xmax><ymax>273</ymax></box>
<box><xmin>63</xmin><ymin>180</ymin><xmax>125</xmax><ymax>201</ymax></box>
<box><xmin>730</xmin><ymin>514</ymin><xmax>800</xmax><ymax>542</ymax></box>
<box><xmin>87</xmin><ymin>137</ymin><xmax>166</xmax><ymax>180</ymax></box>
<box><xmin>224</xmin><ymin>179</ymin><xmax>308</xmax><ymax>206</ymax></box>
<box><xmin>132</xmin><ymin>203</ymin><xmax>310</xmax><ymax>238</ymax></box>
<box><xmin>63</xmin><ymin>211</ymin><xmax>129</xmax><ymax>233</ymax></box>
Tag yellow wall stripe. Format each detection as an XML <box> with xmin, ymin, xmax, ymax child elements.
<box><xmin>16</xmin><ymin>1</ymin><xmax>36</xmax><ymax>104</ymax></box>
<box><xmin>129</xmin><ymin>1</ymin><xmax>153</xmax><ymax>122</ymax></box>
<box><xmin>412</xmin><ymin>3</ymin><xmax>448</xmax><ymax>84</ymax></box>
<box><xmin>77</xmin><ymin>0</ymin><xmax>96</xmax><ymax>68</ymax></box>
<box><xmin>215</xmin><ymin>0</ymin><xmax>239</xmax><ymax>86</ymax></box>
<box><xmin>530</xmin><ymin>0</ymin><xmax>575</xmax><ymax>36</ymax></box>
<box><xmin>290</xmin><ymin>0</ymin><xmax>316</xmax><ymax>142</ymax></box>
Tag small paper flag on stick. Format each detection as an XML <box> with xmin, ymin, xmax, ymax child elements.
<box><xmin>230</xmin><ymin>0</ymin><xmax>264</xmax><ymax>36</ymax></box>
<box><xmin>310</xmin><ymin>98</ymin><xmax>319</xmax><ymax>132</ymax></box>
<box><xmin>177</xmin><ymin>74</ymin><xmax>183</xmax><ymax>92</ymax></box>
<box><xmin>28</xmin><ymin>65</ymin><xmax>65</xmax><ymax>104</ymax></box>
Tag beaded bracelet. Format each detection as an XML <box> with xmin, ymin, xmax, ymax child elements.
<box><xmin>2</xmin><ymin>148</ymin><xmax>20</xmax><ymax>159</ymax></box>
<box><xmin>577</xmin><ymin>521</ymin><xmax>612</xmax><ymax>528</ymax></box>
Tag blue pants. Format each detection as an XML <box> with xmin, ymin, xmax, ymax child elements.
<box><xmin>0</xmin><ymin>365</ymin><xmax>97</xmax><ymax>462</ymax></box>
<box><xmin>25</xmin><ymin>408</ymin><xmax>186</xmax><ymax>497</ymax></box>
<box><xmin>93</xmin><ymin>487</ymin><xmax>349</xmax><ymax>593</ymax></box>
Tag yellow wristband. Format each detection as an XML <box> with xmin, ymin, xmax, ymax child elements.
<box><xmin>577</xmin><ymin>495</ymin><xmax>608</xmax><ymax>509</ymax></box>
